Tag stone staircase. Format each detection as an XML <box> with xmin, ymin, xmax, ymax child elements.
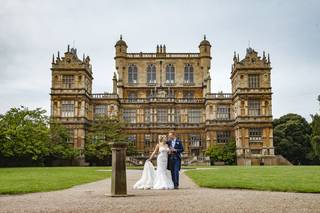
<box><xmin>126</xmin><ymin>156</ymin><xmax>144</xmax><ymax>166</ymax></box>
<box><xmin>182</xmin><ymin>156</ymin><xmax>210</xmax><ymax>166</ymax></box>
<box><xmin>275</xmin><ymin>155</ymin><xmax>292</xmax><ymax>165</ymax></box>
<box><xmin>237</xmin><ymin>154</ymin><xmax>292</xmax><ymax>165</ymax></box>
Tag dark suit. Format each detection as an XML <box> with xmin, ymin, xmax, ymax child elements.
<box><xmin>166</xmin><ymin>138</ymin><xmax>184</xmax><ymax>188</ymax></box>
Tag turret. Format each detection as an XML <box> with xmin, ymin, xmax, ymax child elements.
<box><xmin>115</xmin><ymin>35</ymin><xmax>127</xmax><ymax>58</ymax></box>
<box><xmin>199</xmin><ymin>35</ymin><xmax>212</xmax><ymax>96</ymax></box>
<box><xmin>199</xmin><ymin>35</ymin><xmax>211</xmax><ymax>58</ymax></box>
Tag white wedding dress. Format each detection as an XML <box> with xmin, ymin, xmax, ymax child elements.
<box><xmin>133</xmin><ymin>146</ymin><xmax>174</xmax><ymax>190</ymax></box>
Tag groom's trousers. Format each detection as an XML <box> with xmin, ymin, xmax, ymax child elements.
<box><xmin>170</xmin><ymin>156</ymin><xmax>181</xmax><ymax>187</ymax></box>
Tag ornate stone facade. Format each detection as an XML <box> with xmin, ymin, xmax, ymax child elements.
<box><xmin>50</xmin><ymin>36</ymin><xmax>276</xmax><ymax>165</ymax></box>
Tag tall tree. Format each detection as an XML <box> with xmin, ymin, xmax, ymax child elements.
<box><xmin>308</xmin><ymin>96</ymin><xmax>320</xmax><ymax>164</ymax></box>
<box><xmin>84</xmin><ymin>115</ymin><xmax>133</xmax><ymax>165</ymax></box>
<box><xmin>0</xmin><ymin>106</ymin><xmax>81</xmax><ymax>166</ymax></box>
<box><xmin>0</xmin><ymin>106</ymin><xmax>50</xmax><ymax>165</ymax></box>
<box><xmin>273</xmin><ymin>113</ymin><xmax>312</xmax><ymax>165</ymax></box>
<box><xmin>47</xmin><ymin>119</ymin><xmax>80</xmax><ymax>161</ymax></box>
<box><xmin>309</xmin><ymin>114</ymin><xmax>320</xmax><ymax>164</ymax></box>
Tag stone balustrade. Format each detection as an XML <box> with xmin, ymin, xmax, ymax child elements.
<box><xmin>92</xmin><ymin>93</ymin><xmax>118</xmax><ymax>99</ymax></box>
<box><xmin>206</xmin><ymin>93</ymin><xmax>233</xmax><ymax>99</ymax></box>
<box><xmin>119</xmin><ymin>97</ymin><xmax>205</xmax><ymax>104</ymax></box>
<box><xmin>126</xmin><ymin>52</ymin><xmax>200</xmax><ymax>58</ymax></box>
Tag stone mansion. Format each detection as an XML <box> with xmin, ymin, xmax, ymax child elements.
<box><xmin>50</xmin><ymin>36</ymin><xmax>279</xmax><ymax>165</ymax></box>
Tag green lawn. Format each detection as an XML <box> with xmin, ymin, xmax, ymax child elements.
<box><xmin>0</xmin><ymin>167</ymin><xmax>112</xmax><ymax>194</ymax></box>
<box><xmin>185</xmin><ymin>166</ymin><xmax>320</xmax><ymax>193</ymax></box>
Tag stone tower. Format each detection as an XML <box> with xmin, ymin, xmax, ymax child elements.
<box><xmin>50</xmin><ymin>45</ymin><xmax>93</xmax><ymax>163</ymax></box>
<box><xmin>198</xmin><ymin>35</ymin><xmax>212</xmax><ymax>95</ymax></box>
<box><xmin>231</xmin><ymin>47</ymin><xmax>274</xmax><ymax>165</ymax></box>
<box><xmin>114</xmin><ymin>35</ymin><xmax>128</xmax><ymax>99</ymax></box>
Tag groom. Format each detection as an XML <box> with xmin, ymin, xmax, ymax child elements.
<box><xmin>166</xmin><ymin>130</ymin><xmax>184</xmax><ymax>189</ymax></box>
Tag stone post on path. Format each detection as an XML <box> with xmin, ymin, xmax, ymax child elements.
<box><xmin>110</xmin><ymin>142</ymin><xmax>128</xmax><ymax>197</ymax></box>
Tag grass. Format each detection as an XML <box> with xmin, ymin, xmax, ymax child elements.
<box><xmin>4</xmin><ymin>165</ymin><xmax>316</xmax><ymax>195</ymax></box>
<box><xmin>0</xmin><ymin>167</ymin><xmax>112</xmax><ymax>194</ymax></box>
<box><xmin>185</xmin><ymin>166</ymin><xmax>320</xmax><ymax>193</ymax></box>
<box><xmin>181</xmin><ymin>165</ymin><xmax>211</xmax><ymax>169</ymax></box>
<box><xmin>0</xmin><ymin>165</ymin><xmax>175</xmax><ymax>195</ymax></box>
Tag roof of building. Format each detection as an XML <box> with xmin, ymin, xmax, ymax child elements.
<box><xmin>199</xmin><ymin>35</ymin><xmax>211</xmax><ymax>47</ymax></box>
<box><xmin>115</xmin><ymin>35</ymin><xmax>127</xmax><ymax>47</ymax></box>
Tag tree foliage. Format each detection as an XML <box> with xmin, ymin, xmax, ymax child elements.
<box><xmin>273</xmin><ymin>113</ymin><xmax>312</xmax><ymax>165</ymax></box>
<box><xmin>84</xmin><ymin>115</ymin><xmax>135</xmax><ymax>165</ymax></box>
<box><xmin>309</xmin><ymin>114</ymin><xmax>320</xmax><ymax>163</ymax></box>
<box><xmin>205</xmin><ymin>138</ymin><xmax>236</xmax><ymax>165</ymax></box>
<box><xmin>126</xmin><ymin>141</ymin><xmax>138</xmax><ymax>156</ymax></box>
<box><xmin>0</xmin><ymin>106</ymin><xmax>50</xmax><ymax>165</ymax></box>
<box><xmin>47</xmin><ymin>120</ymin><xmax>79</xmax><ymax>161</ymax></box>
<box><xmin>0</xmin><ymin>106</ymin><xmax>79</xmax><ymax>166</ymax></box>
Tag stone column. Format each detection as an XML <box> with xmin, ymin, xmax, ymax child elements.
<box><xmin>110</xmin><ymin>142</ymin><xmax>128</xmax><ymax>197</ymax></box>
<box><xmin>112</xmin><ymin>72</ymin><xmax>117</xmax><ymax>94</ymax></box>
<box><xmin>207</xmin><ymin>77</ymin><xmax>211</xmax><ymax>94</ymax></box>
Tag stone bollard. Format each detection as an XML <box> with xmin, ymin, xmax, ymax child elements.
<box><xmin>110</xmin><ymin>142</ymin><xmax>128</xmax><ymax>197</ymax></box>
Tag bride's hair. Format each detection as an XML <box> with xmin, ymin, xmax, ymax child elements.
<box><xmin>159</xmin><ymin>136</ymin><xmax>166</xmax><ymax>144</ymax></box>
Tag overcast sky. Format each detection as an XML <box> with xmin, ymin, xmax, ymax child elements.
<box><xmin>0</xmin><ymin>0</ymin><xmax>319</xmax><ymax>121</ymax></box>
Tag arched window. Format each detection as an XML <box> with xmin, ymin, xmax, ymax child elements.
<box><xmin>166</xmin><ymin>64</ymin><xmax>175</xmax><ymax>83</ymax></box>
<box><xmin>147</xmin><ymin>64</ymin><xmax>156</xmax><ymax>83</ymax></box>
<box><xmin>128</xmin><ymin>64</ymin><xmax>137</xmax><ymax>83</ymax></box>
<box><xmin>184</xmin><ymin>64</ymin><xmax>194</xmax><ymax>83</ymax></box>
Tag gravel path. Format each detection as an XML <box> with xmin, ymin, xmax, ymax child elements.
<box><xmin>0</xmin><ymin>169</ymin><xmax>320</xmax><ymax>213</ymax></box>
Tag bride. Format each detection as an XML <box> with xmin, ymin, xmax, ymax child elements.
<box><xmin>133</xmin><ymin>136</ymin><xmax>174</xmax><ymax>190</ymax></box>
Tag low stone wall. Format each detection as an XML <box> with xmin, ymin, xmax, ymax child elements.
<box><xmin>237</xmin><ymin>155</ymin><xmax>292</xmax><ymax>166</ymax></box>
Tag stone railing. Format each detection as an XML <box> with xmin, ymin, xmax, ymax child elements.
<box><xmin>236</xmin><ymin>147</ymin><xmax>275</xmax><ymax>157</ymax></box>
<box><xmin>127</xmin><ymin>53</ymin><xmax>157</xmax><ymax>58</ymax></box>
<box><xmin>183</xmin><ymin>156</ymin><xmax>210</xmax><ymax>166</ymax></box>
<box><xmin>206</xmin><ymin>119</ymin><xmax>234</xmax><ymax>125</ymax></box>
<box><xmin>166</xmin><ymin>53</ymin><xmax>199</xmax><ymax>58</ymax></box>
<box><xmin>234</xmin><ymin>88</ymin><xmax>272</xmax><ymax>94</ymax></box>
<box><xmin>123</xmin><ymin>122</ymin><xmax>205</xmax><ymax>128</ymax></box>
<box><xmin>124</xmin><ymin>123</ymin><xmax>175</xmax><ymax>128</ymax></box>
<box><xmin>92</xmin><ymin>93</ymin><xmax>118</xmax><ymax>99</ymax></box>
<box><xmin>53</xmin><ymin>116</ymin><xmax>91</xmax><ymax>124</ymax></box>
<box><xmin>126</xmin><ymin>52</ymin><xmax>200</xmax><ymax>58</ymax></box>
<box><xmin>206</xmin><ymin>93</ymin><xmax>233</xmax><ymax>99</ymax></box>
<box><xmin>182</xmin><ymin>82</ymin><xmax>196</xmax><ymax>86</ymax></box>
<box><xmin>126</xmin><ymin>156</ymin><xmax>143</xmax><ymax>166</ymax></box>
<box><xmin>235</xmin><ymin>115</ymin><xmax>272</xmax><ymax>123</ymax></box>
<box><xmin>176</xmin><ymin>98</ymin><xmax>204</xmax><ymax>103</ymax></box>
<box><xmin>50</xmin><ymin>88</ymin><xmax>91</xmax><ymax>97</ymax></box>
<box><xmin>197</xmin><ymin>156</ymin><xmax>210</xmax><ymax>161</ymax></box>
<box><xmin>177</xmin><ymin>123</ymin><xmax>205</xmax><ymax>128</ymax></box>
<box><xmin>120</xmin><ymin>98</ymin><xmax>205</xmax><ymax>104</ymax></box>
<box><xmin>123</xmin><ymin>82</ymin><xmax>201</xmax><ymax>87</ymax></box>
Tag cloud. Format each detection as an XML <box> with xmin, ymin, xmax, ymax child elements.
<box><xmin>0</xmin><ymin>0</ymin><xmax>319</xmax><ymax>121</ymax></box>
